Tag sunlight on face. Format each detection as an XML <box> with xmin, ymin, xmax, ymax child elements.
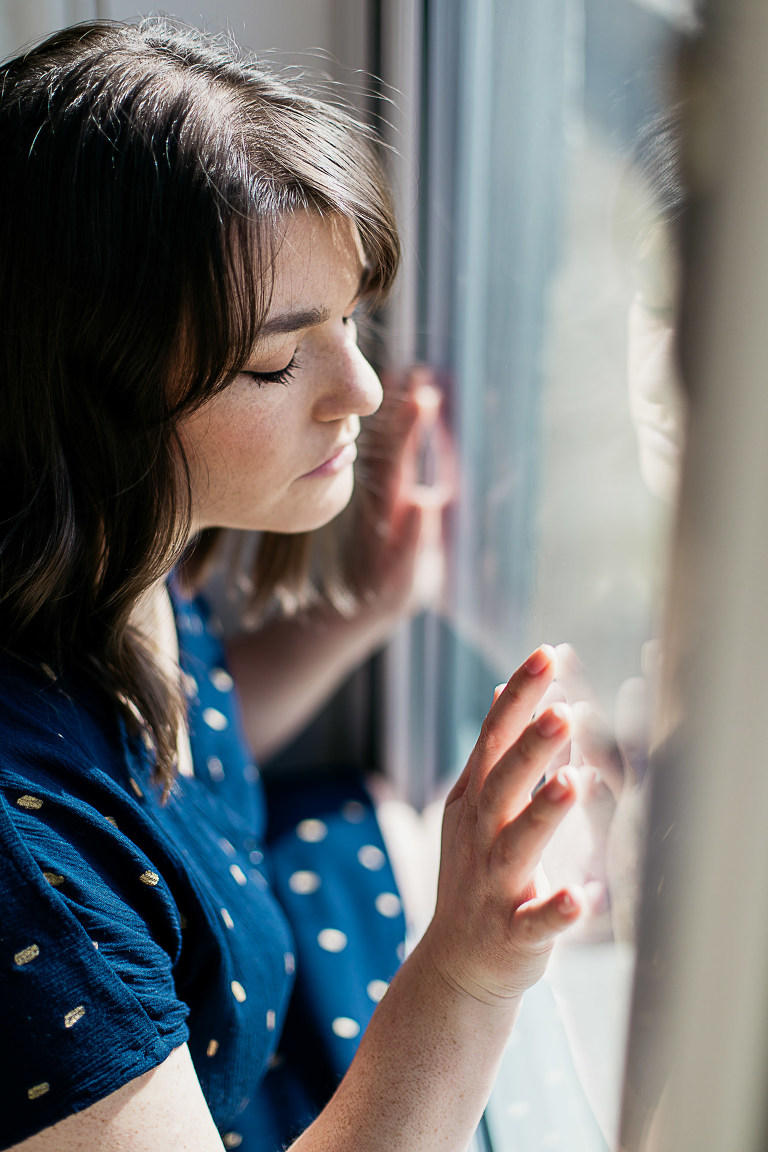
<box><xmin>182</xmin><ymin>211</ymin><xmax>383</xmax><ymax>534</ymax></box>
<box><xmin>627</xmin><ymin>227</ymin><xmax>686</xmax><ymax>505</ymax></box>
<box><xmin>180</xmin><ymin>211</ymin><xmax>384</xmax><ymax>534</ymax></box>
<box><xmin>627</xmin><ymin>297</ymin><xmax>685</xmax><ymax>506</ymax></box>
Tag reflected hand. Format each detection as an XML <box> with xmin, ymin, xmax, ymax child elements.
<box><xmin>349</xmin><ymin>366</ymin><xmax>454</xmax><ymax>622</ymax></box>
<box><xmin>420</xmin><ymin>645</ymin><xmax>582</xmax><ymax>1007</ymax></box>
<box><xmin>540</xmin><ymin>642</ymin><xmax>654</xmax><ymax>941</ymax></box>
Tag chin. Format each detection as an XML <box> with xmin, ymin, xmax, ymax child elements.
<box><xmin>274</xmin><ymin>471</ymin><xmax>356</xmax><ymax>534</ymax></box>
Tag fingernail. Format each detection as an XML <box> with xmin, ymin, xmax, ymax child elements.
<box><xmin>524</xmin><ymin>645</ymin><xmax>553</xmax><ymax>677</ymax></box>
<box><xmin>535</xmin><ymin>703</ymin><xmax>570</xmax><ymax>737</ymax></box>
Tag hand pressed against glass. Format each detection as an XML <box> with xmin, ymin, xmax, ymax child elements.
<box><xmin>182</xmin><ymin>210</ymin><xmax>382</xmax><ymax>535</ymax></box>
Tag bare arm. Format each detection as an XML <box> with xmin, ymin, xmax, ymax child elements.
<box><xmin>226</xmin><ymin>600</ymin><xmax>400</xmax><ymax>761</ymax></box>
<box><xmin>9</xmin><ymin>1045</ymin><xmax>224</xmax><ymax>1152</ymax></box>
<box><xmin>13</xmin><ymin>647</ymin><xmax>579</xmax><ymax>1152</ymax></box>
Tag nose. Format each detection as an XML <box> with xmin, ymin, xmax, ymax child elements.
<box><xmin>312</xmin><ymin>338</ymin><xmax>383</xmax><ymax>424</ymax></box>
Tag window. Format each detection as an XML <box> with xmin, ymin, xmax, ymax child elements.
<box><xmin>379</xmin><ymin>1</ymin><xmax>689</xmax><ymax>1146</ymax></box>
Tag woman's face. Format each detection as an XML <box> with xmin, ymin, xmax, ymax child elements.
<box><xmin>182</xmin><ymin>210</ymin><xmax>382</xmax><ymax>534</ymax></box>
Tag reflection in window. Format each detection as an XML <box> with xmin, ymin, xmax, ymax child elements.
<box><xmin>401</xmin><ymin>1</ymin><xmax>692</xmax><ymax>1147</ymax></box>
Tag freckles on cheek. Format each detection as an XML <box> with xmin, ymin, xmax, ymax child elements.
<box><xmin>224</xmin><ymin>414</ymin><xmax>286</xmax><ymax>488</ymax></box>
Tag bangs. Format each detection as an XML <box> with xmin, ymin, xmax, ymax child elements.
<box><xmin>171</xmin><ymin>88</ymin><xmax>399</xmax><ymax>417</ymax></box>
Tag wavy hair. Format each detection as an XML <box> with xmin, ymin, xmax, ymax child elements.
<box><xmin>0</xmin><ymin>18</ymin><xmax>399</xmax><ymax>788</ymax></box>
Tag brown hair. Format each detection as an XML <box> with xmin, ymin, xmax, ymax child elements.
<box><xmin>0</xmin><ymin>18</ymin><xmax>399</xmax><ymax>788</ymax></box>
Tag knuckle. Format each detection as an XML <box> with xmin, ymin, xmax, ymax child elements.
<box><xmin>475</xmin><ymin>717</ymin><xmax>506</xmax><ymax>762</ymax></box>
<box><xmin>514</xmin><ymin>727</ymin><xmax>545</xmax><ymax>769</ymax></box>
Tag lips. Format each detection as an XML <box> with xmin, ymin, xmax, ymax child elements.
<box><xmin>301</xmin><ymin>441</ymin><xmax>358</xmax><ymax>478</ymax></box>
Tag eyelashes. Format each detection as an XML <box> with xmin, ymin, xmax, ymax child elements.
<box><xmin>242</xmin><ymin>309</ymin><xmax>359</xmax><ymax>387</ymax></box>
<box><xmin>244</xmin><ymin>354</ymin><xmax>300</xmax><ymax>388</ymax></box>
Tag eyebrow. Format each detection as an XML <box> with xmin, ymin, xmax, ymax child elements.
<box><xmin>258</xmin><ymin>305</ymin><xmax>332</xmax><ymax>339</ymax></box>
<box><xmin>256</xmin><ymin>264</ymin><xmax>372</xmax><ymax>341</ymax></box>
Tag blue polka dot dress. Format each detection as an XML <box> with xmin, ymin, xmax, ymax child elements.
<box><xmin>0</xmin><ymin>589</ymin><xmax>406</xmax><ymax>1150</ymax></box>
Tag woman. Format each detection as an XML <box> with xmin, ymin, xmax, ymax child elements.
<box><xmin>0</xmin><ymin>18</ymin><xmax>582</xmax><ymax>1152</ymax></box>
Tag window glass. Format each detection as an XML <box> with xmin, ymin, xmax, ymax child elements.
<box><xmin>411</xmin><ymin>0</ymin><xmax>692</xmax><ymax>1146</ymax></box>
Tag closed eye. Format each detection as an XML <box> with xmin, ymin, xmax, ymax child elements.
<box><xmin>244</xmin><ymin>354</ymin><xmax>300</xmax><ymax>387</ymax></box>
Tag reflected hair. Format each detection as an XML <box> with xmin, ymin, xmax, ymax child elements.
<box><xmin>0</xmin><ymin>18</ymin><xmax>399</xmax><ymax>788</ymax></box>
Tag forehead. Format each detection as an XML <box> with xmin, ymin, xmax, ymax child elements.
<box><xmin>267</xmin><ymin>210</ymin><xmax>365</xmax><ymax>311</ymax></box>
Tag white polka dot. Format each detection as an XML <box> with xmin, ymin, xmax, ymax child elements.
<box><xmin>288</xmin><ymin>870</ymin><xmax>322</xmax><ymax>895</ymax></box>
<box><xmin>140</xmin><ymin>870</ymin><xmax>160</xmax><ymax>887</ymax></box>
<box><xmin>375</xmin><ymin>892</ymin><xmax>402</xmax><ymax>918</ymax></box>
<box><xmin>357</xmin><ymin>844</ymin><xmax>385</xmax><ymax>870</ymax></box>
<box><xmin>284</xmin><ymin>951</ymin><xmax>295</xmax><ymax>974</ymax></box>
<box><xmin>207</xmin><ymin>1039</ymin><xmax>219</xmax><ymax>1057</ymax></box>
<box><xmin>223</xmin><ymin>1133</ymin><xmax>243</xmax><ymax>1149</ymax></box>
<box><xmin>266</xmin><ymin>1009</ymin><xmax>276</xmax><ymax>1031</ymax></box>
<box><xmin>27</xmin><ymin>1082</ymin><xmax>49</xmax><ymax>1100</ymax></box>
<box><xmin>331</xmin><ymin>1016</ymin><xmax>360</xmax><ymax>1039</ymax></box>
<box><xmin>229</xmin><ymin>864</ymin><xmax>247</xmax><ymax>886</ymax></box>
<box><xmin>341</xmin><ymin>800</ymin><xmax>366</xmax><ymax>822</ymax></box>
<box><xmin>243</xmin><ymin>763</ymin><xmax>260</xmax><ymax>782</ymax></box>
<box><xmin>231</xmin><ymin>980</ymin><xmax>247</xmax><ymax>1003</ymax></box>
<box><xmin>396</xmin><ymin>941</ymin><xmax>406</xmax><ymax>962</ymax></box>
<box><xmin>202</xmin><ymin>707</ymin><xmax>228</xmax><ymax>731</ymax></box>
<box><xmin>207</xmin><ymin>756</ymin><xmax>225</xmax><ymax>781</ymax></box>
<box><xmin>210</xmin><ymin>667</ymin><xmax>235</xmax><ymax>693</ymax></box>
<box><xmin>249</xmin><ymin>869</ymin><xmax>267</xmax><ymax>889</ymax></box>
<box><xmin>506</xmin><ymin>1100</ymin><xmax>530</xmax><ymax>1119</ymax></box>
<box><xmin>317</xmin><ymin>928</ymin><xmax>348</xmax><ymax>953</ymax></box>
<box><xmin>221</xmin><ymin>907</ymin><xmax>235</xmax><ymax>930</ymax></box>
<box><xmin>366</xmin><ymin>979</ymin><xmax>389</xmax><ymax>1003</ymax></box>
<box><xmin>218</xmin><ymin>838</ymin><xmax>236</xmax><ymax>857</ymax></box>
<box><xmin>249</xmin><ymin>849</ymin><xmax>263</xmax><ymax>865</ymax></box>
<box><xmin>296</xmin><ymin>818</ymin><xmax>327</xmax><ymax>843</ymax></box>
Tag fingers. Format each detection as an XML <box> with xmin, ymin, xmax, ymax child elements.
<box><xmin>490</xmin><ymin>767</ymin><xmax>578</xmax><ymax>880</ymax></box>
<box><xmin>554</xmin><ymin>643</ymin><xmax>627</xmax><ymax>795</ymax></box>
<box><xmin>570</xmin><ymin>701</ymin><xmax>626</xmax><ymax>798</ymax></box>
<box><xmin>475</xmin><ymin>700</ymin><xmax>572</xmax><ymax>840</ymax></box>
<box><xmin>463</xmin><ymin>645</ymin><xmax>558</xmax><ymax>804</ymax></box>
<box><xmin>367</xmin><ymin>369</ymin><xmax>434</xmax><ymax>508</ymax></box>
<box><xmin>512</xmin><ymin>886</ymin><xmax>583</xmax><ymax>945</ymax></box>
<box><xmin>614</xmin><ymin>675</ymin><xmax>651</xmax><ymax>784</ymax></box>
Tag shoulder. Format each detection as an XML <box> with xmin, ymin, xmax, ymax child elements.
<box><xmin>0</xmin><ymin>651</ymin><xmax>122</xmax><ymax>782</ymax></box>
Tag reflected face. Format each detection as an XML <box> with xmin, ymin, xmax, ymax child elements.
<box><xmin>627</xmin><ymin>292</ymin><xmax>686</xmax><ymax>505</ymax></box>
<box><xmin>182</xmin><ymin>211</ymin><xmax>382</xmax><ymax>533</ymax></box>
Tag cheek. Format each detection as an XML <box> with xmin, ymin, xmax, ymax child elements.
<box><xmin>186</xmin><ymin>395</ymin><xmax>285</xmax><ymax>480</ymax></box>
